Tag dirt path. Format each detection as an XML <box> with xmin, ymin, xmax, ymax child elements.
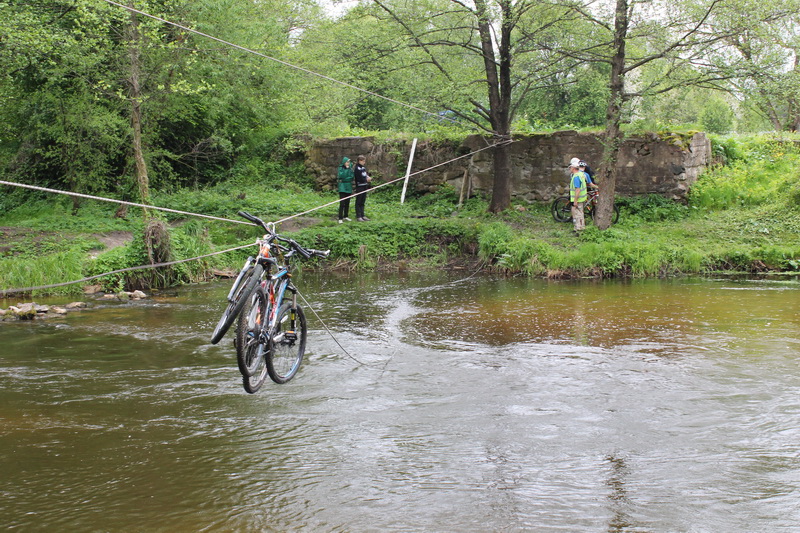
<box><xmin>0</xmin><ymin>227</ymin><xmax>133</xmax><ymax>258</ymax></box>
<box><xmin>89</xmin><ymin>231</ymin><xmax>134</xmax><ymax>255</ymax></box>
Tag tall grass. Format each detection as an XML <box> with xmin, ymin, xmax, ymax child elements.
<box><xmin>0</xmin><ymin>249</ymin><xmax>88</xmax><ymax>298</ymax></box>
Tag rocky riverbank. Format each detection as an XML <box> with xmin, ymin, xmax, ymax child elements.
<box><xmin>0</xmin><ymin>290</ymin><xmax>148</xmax><ymax>321</ymax></box>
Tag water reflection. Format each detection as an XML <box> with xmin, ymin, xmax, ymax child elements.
<box><xmin>1</xmin><ymin>274</ymin><xmax>799</xmax><ymax>531</ymax></box>
<box><xmin>605</xmin><ymin>454</ymin><xmax>633</xmax><ymax>533</ymax></box>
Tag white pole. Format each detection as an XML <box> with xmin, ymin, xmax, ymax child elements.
<box><xmin>400</xmin><ymin>138</ymin><xmax>418</xmax><ymax>204</ymax></box>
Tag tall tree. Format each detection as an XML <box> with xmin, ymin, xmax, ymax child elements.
<box><xmin>560</xmin><ymin>0</ymin><xmax>758</xmax><ymax>229</ymax></box>
<box><xmin>722</xmin><ymin>2</ymin><xmax>800</xmax><ymax>132</ymax></box>
<box><xmin>126</xmin><ymin>2</ymin><xmax>151</xmax><ymax>208</ymax></box>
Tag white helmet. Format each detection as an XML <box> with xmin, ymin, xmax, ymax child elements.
<box><xmin>569</xmin><ymin>157</ymin><xmax>581</xmax><ymax>167</ymax></box>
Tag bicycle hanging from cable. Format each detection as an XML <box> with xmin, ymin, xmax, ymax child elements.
<box><xmin>210</xmin><ymin>211</ymin><xmax>329</xmax><ymax>393</ymax></box>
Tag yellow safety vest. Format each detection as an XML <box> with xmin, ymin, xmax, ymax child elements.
<box><xmin>569</xmin><ymin>171</ymin><xmax>588</xmax><ymax>203</ymax></box>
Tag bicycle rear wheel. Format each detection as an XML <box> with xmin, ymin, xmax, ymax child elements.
<box><xmin>587</xmin><ymin>203</ymin><xmax>620</xmax><ymax>224</ymax></box>
<box><xmin>551</xmin><ymin>196</ymin><xmax>572</xmax><ymax>222</ymax></box>
<box><xmin>239</xmin><ymin>286</ymin><xmax>270</xmax><ymax>393</ymax></box>
<box><xmin>210</xmin><ymin>263</ymin><xmax>263</xmax><ymax>345</ymax></box>
<box><xmin>266</xmin><ymin>302</ymin><xmax>306</xmax><ymax>384</ymax></box>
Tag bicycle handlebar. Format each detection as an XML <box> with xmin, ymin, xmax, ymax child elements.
<box><xmin>238</xmin><ymin>210</ymin><xmax>330</xmax><ymax>260</ymax></box>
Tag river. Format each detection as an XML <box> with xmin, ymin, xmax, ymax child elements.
<box><xmin>1</xmin><ymin>273</ymin><xmax>799</xmax><ymax>531</ymax></box>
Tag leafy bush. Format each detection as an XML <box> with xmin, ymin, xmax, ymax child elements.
<box><xmin>287</xmin><ymin>218</ymin><xmax>476</xmax><ymax>268</ymax></box>
<box><xmin>621</xmin><ymin>194</ymin><xmax>689</xmax><ymax>222</ymax></box>
<box><xmin>700</xmin><ymin>98</ymin><xmax>734</xmax><ymax>134</ymax></box>
<box><xmin>494</xmin><ymin>237</ymin><xmax>559</xmax><ymax>275</ymax></box>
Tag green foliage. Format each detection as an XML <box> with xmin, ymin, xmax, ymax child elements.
<box><xmin>478</xmin><ymin>223</ymin><xmax>516</xmax><ymax>260</ymax></box>
<box><xmin>405</xmin><ymin>185</ymin><xmax>462</xmax><ymax>217</ymax></box>
<box><xmin>522</xmin><ymin>64</ymin><xmax>610</xmax><ymax>129</ymax></box>
<box><xmin>0</xmin><ymin>198</ymin><xmax>135</xmax><ymax>233</ymax></box>
<box><xmin>288</xmin><ymin>218</ymin><xmax>476</xmax><ymax>268</ymax></box>
<box><xmin>700</xmin><ymin>98</ymin><xmax>734</xmax><ymax>134</ymax></box>
<box><xmin>690</xmin><ymin>138</ymin><xmax>800</xmax><ymax>209</ymax></box>
<box><xmin>88</xmin><ymin>219</ymin><xmax>216</xmax><ymax>291</ymax></box>
<box><xmin>495</xmin><ymin>237</ymin><xmax>560</xmax><ymax>275</ymax></box>
<box><xmin>710</xmin><ymin>136</ymin><xmax>747</xmax><ymax>165</ymax></box>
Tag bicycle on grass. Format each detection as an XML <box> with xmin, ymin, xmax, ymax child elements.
<box><xmin>210</xmin><ymin>211</ymin><xmax>329</xmax><ymax>393</ymax></box>
<box><xmin>551</xmin><ymin>189</ymin><xmax>620</xmax><ymax>224</ymax></box>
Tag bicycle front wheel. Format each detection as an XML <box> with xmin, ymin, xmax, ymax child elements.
<box><xmin>238</xmin><ymin>285</ymin><xmax>270</xmax><ymax>393</ymax></box>
<box><xmin>267</xmin><ymin>302</ymin><xmax>307</xmax><ymax>384</ymax></box>
<box><xmin>210</xmin><ymin>263</ymin><xmax>263</xmax><ymax>345</ymax></box>
<box><xmin>236</xmin><ymin>286</ymin><xmax>268</xmax><ymax>378</ymax></box>
<box><xmin>241</xmin><ymin>337</ymin><xmax>269</xmax><ymax>394</ymax></box>
<box><xmin>551</xmin><ymin>196</ymin><xmax>572</xmax><ymax>222</ymax></box>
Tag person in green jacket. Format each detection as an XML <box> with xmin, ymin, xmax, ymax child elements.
<box><xmin>337</xmin><ymin>156</ymin><xmax>354</xmax><ymax>223</ymax></box>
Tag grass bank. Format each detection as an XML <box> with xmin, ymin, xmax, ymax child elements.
<box><xmin>1</xmin><ymin>135</ymin><xmax>799</xmax><ymax>297</ymax></box>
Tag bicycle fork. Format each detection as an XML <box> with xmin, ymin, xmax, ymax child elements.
<box><xmin>274</xmin><ymin>288</ymin><xmax>298</xmax><ymax>345</ymax></box>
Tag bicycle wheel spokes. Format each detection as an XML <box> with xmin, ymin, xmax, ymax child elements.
<box><xmin>266</xmin><ymin>302</ymin><xmax>306</xmax><ymax>384</ymax></box>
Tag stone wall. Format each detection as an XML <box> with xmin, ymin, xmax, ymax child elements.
<box><xmin>303</xmin><ymin>131</ymin><xmax>711</xmax><ymax>202</ymax></box>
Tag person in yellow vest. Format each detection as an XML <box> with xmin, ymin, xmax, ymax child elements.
<box><xmin>569</xmin><ymin>158</ymin><xmax>587</xmax><ymax>233</ymax></box>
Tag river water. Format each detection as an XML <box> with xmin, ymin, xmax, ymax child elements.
<box><xmin>1</xmin><ymin>273</ymin><xmax>799</xmax><ymax>531</ymax></box>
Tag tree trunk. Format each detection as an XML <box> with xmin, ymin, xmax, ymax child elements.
<box><xmin>476</xmin><ymin>0</ymin><xmax>514</xmax><ymax>213</ymax></box>
<box><xmin>125</xmin><ymin>3</ymin><xmax>170</xmax><ymax>278</ymax></box>
<box><xmin>126</xmin><ymin>5</ymin><xmax>150</xmax><ymax>213</ymax></box>
<box><xmin>595</xmin><ymin>0</ymin><xmax>629</xmax><ymax>230</ymax></box>
<box><xmin>489</xmin><ymin>142</ymin><xmax>513</xmax><ymax>212</ymax></box>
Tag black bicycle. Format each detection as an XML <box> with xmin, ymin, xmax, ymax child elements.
<box><xmin>211</xmin><ymin>211</ymin><xmax>329</xmax><ymax>393</ymax></box>
<box><xmin>551</xmin><ymin>189</ymin><xmax>620</xmax><ymax>224</ymax></box>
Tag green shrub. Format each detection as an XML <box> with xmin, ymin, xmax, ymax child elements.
<box><xmin>88</xmin><ymin>220</ymin><xmax>219</xmax><ymax>291</ymax></box>
<box><xmin>478</xmin><ymin>222</ymin><xmax>515</xmax><ymax>261</ymax></box>
<box><xmin>621</xmin><ymin>194</ymin><xmax>689</xmax><ymax>222</ymax></box>
<box><xmin>495</xmin><ymin>237</ymin><xmax>558</xmax><ymax>275</ymax></box>
<box><xmin>671</xmin><ymin>247</ymin><xmax>707</xmax><ymax>273</ymax></box>
<box><xmin>690</xmin><ymin>139</ymin><xmax>800</xmax><ymax>210</ymax></box>
<box><xmin>286</xmin><ymin>218</ymin><xmax>475</xmax><ymax>268</ymax></box>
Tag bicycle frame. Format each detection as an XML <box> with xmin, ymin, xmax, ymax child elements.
<box><xmin>258</xmin><ymin>250</ymin><xmax>300</xmax><ymax>337</ymax></box>
<box><xmin>226</xmin><ymin>256</ymin><xmax>256</xmax><ymax>302</ymax></box>
<box><xmin>584</xmin><ymin>190</ymin><xmax>600</xmax><ymax>210</ymax></box>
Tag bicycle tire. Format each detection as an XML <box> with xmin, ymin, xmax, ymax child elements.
<box><xmin>210</xmin><ymin>263</ymin><xmax>263</xmax><ymax>345</ymax></box>
<box><xmin>239</xmin><ymin>287</ymin><xmax>270</xmax><ymax>393</ymax></box>
<box><xmin>551</xmin><ymin>196</ymin><xmax>572</xmax><ymax>222</ymax></box>
<box><xmin>587</xmin><ymin>203</ymin><xmax>620</xmax><ymax>224</ymax></box>
<box><xmin>241</xmin><ymin>338</ymin><xmax>269</xmax><ymax>394</ymax></box>
<box><xmin>235</xmin><ymin>286</ymin><xmax>267</xmax><ymax>377</ymax></box>
<box><xmin>266</xmin><ymin>301</ymin><xmax>306</xmax><ymax>384</ymax></box>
